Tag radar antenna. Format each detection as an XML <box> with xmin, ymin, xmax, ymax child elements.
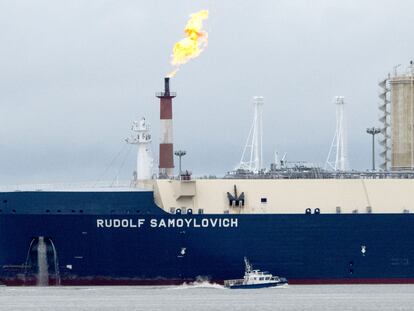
<box><xmin>244</xmin><ymin>257</ymin><xmax>252</xmax><ymax>274</ymax></box>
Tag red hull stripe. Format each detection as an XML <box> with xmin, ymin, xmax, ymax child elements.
<box><xmin>3</xmin><ymin>278</ymin><xmax>414</xmax><ymax>286</ymax></box>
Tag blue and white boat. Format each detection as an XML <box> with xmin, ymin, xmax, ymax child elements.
<box><xmin>224</xmin><ymin>258</ymin><xmax>288</xmax><ymax>289</ymax></box>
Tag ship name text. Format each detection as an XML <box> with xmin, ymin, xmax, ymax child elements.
<box><xmin>96</xmin><ymin>218</ymin><xmax>238</xmax><ymax>229</ymax></box>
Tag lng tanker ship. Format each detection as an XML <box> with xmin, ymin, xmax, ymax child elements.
<box><xmin>1</xmin><ymin>74</ymin><xmax>414</xmax><ymax>286</ymax></box>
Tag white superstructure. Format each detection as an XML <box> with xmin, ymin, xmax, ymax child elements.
<box><xmin>126</xmin><ymin>118</ymin><xmax>153</xmax><ymax>181</ymax></box>
<box><xmin>154</xmin><ymin>178</ymin><xmax>414</xmax><ymax>215</ymax></box>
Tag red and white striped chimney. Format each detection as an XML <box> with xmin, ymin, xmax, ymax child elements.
<box><xmin>156</xmin><ymin>77</ymin><xmax>176</xmax><ymax>178</ymax></box>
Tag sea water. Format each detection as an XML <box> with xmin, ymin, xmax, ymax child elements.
<box><xmin>0</xmin><ymin>282</ymin><xmax>413</xmax><ymax>311</ymax></box>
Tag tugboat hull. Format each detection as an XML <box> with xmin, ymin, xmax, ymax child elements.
<box><xmin>228</xmin><ymin>281</ymin><xmax>287</xmax><ymax>289</ymax></box>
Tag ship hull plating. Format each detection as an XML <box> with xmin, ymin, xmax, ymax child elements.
<box><xmin>0</xmin><ymin>192</ymin><xmax>414</xmax><ymax>286</ymax></box>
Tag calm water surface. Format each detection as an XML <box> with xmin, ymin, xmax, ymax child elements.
<box><xmin>0</xmin><ymin>283</ymin><xmax>413</xmax><ymax>311</ymax></box>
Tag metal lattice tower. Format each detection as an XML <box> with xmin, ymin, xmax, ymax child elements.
<box><xmin>378</xmin><ymin>75</ymin><xmax>391</xmax><ymax>171</ymax></box>
<box><xmin>325</xmin><ymin>96</ymin><xmax>349</xmax><ymax>171</ymax></box>
<box><xmin>238</xmin><ymin>96</ymin><xmax>264</xmax><ymax>173</ymax></box>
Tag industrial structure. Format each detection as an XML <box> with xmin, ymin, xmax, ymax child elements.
<box><xmin>378</xmin><ymin>75</ymin><xmax>391</xmax><ymax>171</ymax></box>
<box><xmin>238</xmin><ymin>96</ymin><xmax>264</xmax><ymax>173</ymax></box>
<box><xmin>156</xmin><ymin>77</ymin><xmax>176</xmax><ymax>178</ymax></box>
<box><xmin>126</xmin><ymin>117</ymin><xmax>153</xmax><ymax>181</ymax></box>
<box><xmin>390</xmin><ymin>62</ymin><xmax>414</xmax><ymax>170</ymax></box>
<box><xmin>325</xmin><ymin>96</ymin><xmax>349</xmax><ymax>171</ymax></box>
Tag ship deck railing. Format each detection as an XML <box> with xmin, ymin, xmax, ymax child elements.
<box><xmin>0</xmin><ymin>180</ymin><xmax>143</xmax><ymax>192</ymax></box>
<box><xmin>224</xmin><ymin>169</ymin><xmax>414</xmax><ymax>180</ymax></box>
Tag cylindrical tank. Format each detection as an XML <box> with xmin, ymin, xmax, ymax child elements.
<box><xmin>390</xmin><ymin>66</ymin><xmax>414</xmax><ymax>170</ymax></box>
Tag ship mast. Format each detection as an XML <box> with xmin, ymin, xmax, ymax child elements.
<box><xmin>325</xmin><ymin>96</ymin><xmax>349</xmax><ymax>171</ymax></box>
<box><xmin>238</xmin><ymin>96</ymin><xmax>264</xmax><ymax>173</ymax></box>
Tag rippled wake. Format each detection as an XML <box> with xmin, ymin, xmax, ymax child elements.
<box><xmin>168</xmin><ymin>280</ymin><xmax>226</xmax><ymax>290</ymax></box>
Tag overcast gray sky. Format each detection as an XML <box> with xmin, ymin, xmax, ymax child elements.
<box><xmin>0</xmin><ymin>0</ymin><xmax>413</xmax><ymax>185</ymax></box>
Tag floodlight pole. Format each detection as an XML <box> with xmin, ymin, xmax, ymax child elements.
<box><xmin>174</xmin><ymin>150</ymin><xmax>186</xmax><ymax>179</ymax></box>
<box><xmin>366</xmin><ymin>127</ymin><xmax>381</xmax><ymax>171</ymax></box>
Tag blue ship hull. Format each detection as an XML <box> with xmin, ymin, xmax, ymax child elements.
<box><xmin>228</xmin><ymin>282</ymin><xmax>287</xmax><ymax>289</ymax></box>
<box><xmin>1</xmin><ymin>191</ymin><xmax>414</xmax><ymax>285</ymax></box>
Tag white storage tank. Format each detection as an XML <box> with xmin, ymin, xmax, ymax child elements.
<box><xmin>390</xmin><ymin>62</ymin><xmax>414</xmax><ymax>170</ymax></box>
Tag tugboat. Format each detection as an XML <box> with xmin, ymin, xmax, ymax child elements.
<box><xmin>224</xmin><ymin>257</ymin><xmax>288</xmax><ymax>289</ymax></box>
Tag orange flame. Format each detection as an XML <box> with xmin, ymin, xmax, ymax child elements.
<box><xmin>167</xmin><ymin>10</ymin><xmax>209</xmax><ymax>77</ymax></box>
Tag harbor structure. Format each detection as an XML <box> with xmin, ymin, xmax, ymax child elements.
<box><xmin>390</xmin><ymin>62</ymin><xmax>414</xmax><ymax>170</ymax></box>
<box><xmin>378</xmin><ymin>75</ymin><xmax>391</xmax><ymax>170</ymax></box>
